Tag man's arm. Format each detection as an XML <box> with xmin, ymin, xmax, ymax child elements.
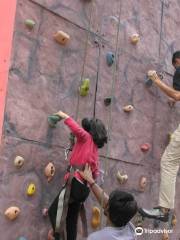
<box><xmin>148</xmin><ymin>70</ymin><xmax>180</xmax><ymax>101</ymax></box>
<box><xmin>79</xmin><ymin>164</ymin><xmax>109</xmax><ymax>208</ymax></box>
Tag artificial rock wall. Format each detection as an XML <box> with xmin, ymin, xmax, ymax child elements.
<box><xmin>0</xmin><ymin>0</ymin><xmax>180</xmax><ymax>239</ymax></box>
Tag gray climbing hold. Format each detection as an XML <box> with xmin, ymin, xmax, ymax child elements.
<box><xmin>145</xmin><ymin>76</ymin><xmax>153</xmax><ymax>87</ymax></box>
<box><xmin>106</xmin><ymin>52</ymin><xmax>115</xmax><ymax>67</ymax></box>
<box><xmin>17</xmin><ymin>237</ymin><xmax>27</xmax><ymax>240</ymax></box>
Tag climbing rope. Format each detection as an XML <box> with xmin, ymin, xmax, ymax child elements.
<box><xmin>75</xmin><ymin>0</ymin><xmax>95</xmax><ymax>121</ymax></box>
<box><xmin>99</xmin><ymin>0</ymin><xmax>122</xmax><ymax>228</ymax></box>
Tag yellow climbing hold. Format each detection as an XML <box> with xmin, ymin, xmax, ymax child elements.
<box><xmin>54</xmin><ymin>31</ymin><xmax>70</xmax><ymax>45</ymax></box>
<box><xmin>130</xmin><ymin>33</ymin><xmax>140</xmax><ymax>44</ymax></box>
<box><xmin>79</xmin><ymin>78</ymin><xmax>90</xmax><ymax>96</ymax></box>
<box><xmin>27</xmin><ymin>183</ymin><xmax>36</xmax><ymax>196</ymax></box>
<box><xmin>91</xmin><ymin>206</ymin><xmax>101</xmax><ymax>229</ymax></box>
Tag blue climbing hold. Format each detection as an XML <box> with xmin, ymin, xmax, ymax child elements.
<box><xmin>106</xmin><ymin>52</ymin><xmax>115</xmax><ymax>67</ymax></box>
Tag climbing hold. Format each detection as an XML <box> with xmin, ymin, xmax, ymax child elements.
<box><xmin>145</xmin><ymin>72</ymin><xmax>163</xmax><ymax>87</ymax></box>
<box><xmin>104</xmin><ymin>97</ymin><xmax>112</xmax><ymax>106</ymax></box>
<box><xmin>145</xmin><ymin>75</ymin><xmax>153</xmax><ymax>87</ymax></box>
<box><xmin>91</xmin><ymin>206</ymin><xmax>101</xmax><ymax>229</ymax></box>
<box><xmin>17</xmin><ymin>237</ymin><xmax>27</xmax><ymax>240</ymax></box>
<box><xmin>25</xmin><ymin>19</ymin><xmax>35</xmax><ymax>30</ymax></box>
<box><xmin>14</xmin><ymin>156</ymin><xmax>25</xmax><ymax>168</ymax></box>
<box><xmin>44</xmin><ymin>162</ymin><xmax>55</xmax><ymax>182</ymax></box>
<box><xmin>139</xmin><ymin>176</ymin><xmax>147</xmax><ymax>192</ymax></box>
<box><xmin>140</xmin><ymin>143</ymin><xmax>150</xmax><ymax>152</ymax></box>
<box><xmin>27</xmin><ymin>183</ymin><xmax>36</xmax><ymax>196</ymax></box>
<box><xmin>4</xmin><ymin>206</ymin><xmax>20</xmax><ymax>220</ymax></box>
<box><xmin>79</xmin><ymin>78</ymin><xmax>90</xmax><ymax>96</ymax></box>
<box><xmin>54</xmin><ymin>31</ymin><xmax>70</xmax><ymax>45</ymax></box>
<box><xmin>106</xmin><ymin>52</ymin><xmax>115</xmax><ymax>67</ymax></box>
<box><xmin>117</xmin><ymin>171</ymin><xmax>128</xmax><ymax>184</ymax></box>
<box><xmin>162</xmin><ymin>232</ymin><xmax>169</xmax><ymax>240</ymax></box>
<box><xmin>134</xmin><ymin>213</ymin><xmax>144</xmax><ymax>228</ymax></box>
<box><xmin>123</xmin><ymin>105</ymin><xmax>134</xmax><ymax>112</ymax></box>
<box><xmin>130</xmin><ymin>34</ymin><xmax>140</xmax><ymax>45</ymax></box>
<box><xmin>48</xmin><ymin>229</ymin><xmax>54</xmax><ymax>240</ymax></box>
<box><xmin>48</xmin><ymin>115</ymin><xmax>62</xmax><ymax>128</ymax></box>
<box><xmin>171</xmin><ymin>214</ymin><xmax>177</xmax><ymax>227</ymax></box>
<box><xmin>42</xmin><ymin>208</ymin><xmax>48</xmax><ymax>217</ymax></box>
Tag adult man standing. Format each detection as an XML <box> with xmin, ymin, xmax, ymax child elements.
<box><xmin>80</xmin><ymin>164</ymin><xmax>138</xmax><ymax>240</ymax></box>
<box><xmin>139</xmin><ymin>51</ymin><xmax>180</xmax><ymax>221</ymax></box>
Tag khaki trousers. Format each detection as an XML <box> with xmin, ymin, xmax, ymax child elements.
<box><xmin>159</xmin><ymin>124</ymin><xmax>180</xmax><ymax>209</ymax></box>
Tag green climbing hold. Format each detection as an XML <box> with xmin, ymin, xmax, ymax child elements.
<box><xmin>25</xmin><ymin>19</ymin><xmax>36</xmax><ymax>30</ymax></box>
<box><xmin>48</xmin><ymin>115</ymin><xmax>62</xmax><ymax>128</ymax></box>
<box><xmin>79</xmin><ymin>78</ymin><xmax>90</xmax><ymax>96</ymax></box>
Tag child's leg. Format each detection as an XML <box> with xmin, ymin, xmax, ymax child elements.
<box><xmin>66</xmin><ymin>201</ymin><xmax>80</xmax><ymax>240</ymax></box>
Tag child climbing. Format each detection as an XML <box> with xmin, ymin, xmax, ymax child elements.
<box><xmin>47</xmin><ymin>111</ymin><xmax>108</xmax><ymax>240</ymax></box>
<box><xmin>139</xmin><ymin>51</ymin><xmax>180</xmax><ymax>222</ymax></box>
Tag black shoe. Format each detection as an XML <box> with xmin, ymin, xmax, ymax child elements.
<box><xmin>138</xmin><ymin>207</ymin><xmax>169</xmax><ymax>222</ymax></box>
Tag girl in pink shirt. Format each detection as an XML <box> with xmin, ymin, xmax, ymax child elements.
<box><xmin>48</xmin><ymin>111</ymin><xmax>107</xmax><ymax>240</ymax></box>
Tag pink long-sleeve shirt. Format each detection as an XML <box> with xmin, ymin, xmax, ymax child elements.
<box><xmin>64</xmin><ymin>117</ymin><xmax>99</xmax><ymax>180</ymax></box>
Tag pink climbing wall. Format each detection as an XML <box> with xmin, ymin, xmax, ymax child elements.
<box><xmin>0</xmin><ymin>0</ymin><xmax>180</xmax><ymax>239</ymax></box>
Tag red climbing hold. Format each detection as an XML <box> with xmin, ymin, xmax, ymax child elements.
<box><xmin>140</xmin><ymin>143</ymin><xmax>150</xmax><ymax>152</ymax></box>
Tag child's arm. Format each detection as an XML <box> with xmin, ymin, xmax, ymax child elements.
<box><xmin>55</xmin><ymin>111</ymin><xmax>88</xmax><ymax>141</ymax></box>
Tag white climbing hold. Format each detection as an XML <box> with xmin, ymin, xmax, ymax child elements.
<box><xmin>117</xmin><ymin>171</ymin><xmax>128</xmax><ymax>184</ymax></box>
<box><xmin>14</xmin><ymin>156</ymin><xmax>25</xmax><ymax>168</ymax></box>
<box><xmin>123</xmin><ymin>105</ymin><xmax>134</xmax><ymax>112</ymax></box>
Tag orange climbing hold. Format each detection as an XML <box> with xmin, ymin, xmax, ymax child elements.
<box><xmin>44</xmin><ymin>162</ymin><xmax>55</xmax><ymax>182</ymax></box>
<box><xmin>123</xmin><ymin>105</ymin><xmax>134</xmax><ymax>112</ymax></box>
<box><xmin>4</xmin><ymin>206</ymin><xmax>20</xmax><ymax>220</ymax></box>
<box><xmin>162</xmin><ymin>232</ymin><xmax>169</xmax><ymax>240</ymax></box>
<box><xmin>91</xmin><ymin>206</ymin><xmax>101</xmax><ymax>229</ymax></box>
<box><xmin>54</xmin><ymin>31</ymin><xmax>70</xmax><ymax>45</ymax></box>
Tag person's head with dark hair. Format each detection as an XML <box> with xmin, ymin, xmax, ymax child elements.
<box><xmin>81</xmin><ymin>118</ymin><xmax>107</xmax><ymax>148</ymax></box>
<box><xmin>172</xmin><ymin>51</ymin><xmax>180</xmax><ymax>67</ymax></box>
<box><xmin>106</xmin><ymin>190</ymin><xmax>138</xmax><ymax>227</ymax></box>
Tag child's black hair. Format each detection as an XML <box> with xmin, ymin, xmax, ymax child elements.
<box><xmin>82</xmin><ymin>118</ymin><xmax>107</xmax><ymax>148</ymax></box>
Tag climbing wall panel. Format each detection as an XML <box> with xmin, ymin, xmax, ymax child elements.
<box><xmin>0</xmin><ymin>0</ymin><xmax>180</xmax><ymax>239</ymax></box>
